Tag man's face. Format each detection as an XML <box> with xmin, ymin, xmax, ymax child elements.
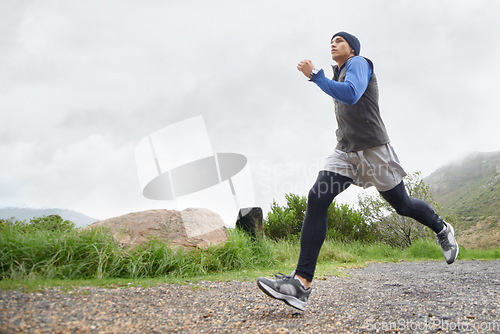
<box><xmin>331</xmin><ymin>36</ymin><xmax>354</xmax><ymax>63</ymax></box>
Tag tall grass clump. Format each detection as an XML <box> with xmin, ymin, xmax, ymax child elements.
<box><xmin>0</xmin><ymin>217</ymin><xmax>125</xmax><ymax>280</ymax></box>
<box><xmin>192</xmin><ymin>228</ymin><xmax>276</xmax><ymax>274</ymax></box>
<box><xmin>120</xmin><ymin>228</ymin><xmax>277</xmax><ymax>278</ymax></box>
<box><xmin>401</xmin><ymin>239</ymin><xmax>443</xmax><ymax>260</ymax></box>
<box><xmin>0</xmin><ymin>216</ymin><xmax>277</xmax><ymax>281</ymax></box>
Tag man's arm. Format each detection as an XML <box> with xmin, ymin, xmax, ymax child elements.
<box><xmin>298</xmin><ymin>57</ymin><xmax>372</xmax><ymax>105</ymax></box>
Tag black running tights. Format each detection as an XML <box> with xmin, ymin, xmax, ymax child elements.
<box><xmin>295</xmin><ymin>171</ymin><xmax>443</xmax><ymax>282</ymax></box>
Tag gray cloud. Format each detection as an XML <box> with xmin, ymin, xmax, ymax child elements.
<box><xmin>1</xmin><ymin>0</ymin><xmax>498</xmax><ymax>220</ymax></box>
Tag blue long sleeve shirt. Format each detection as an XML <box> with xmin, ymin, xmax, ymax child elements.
<box><xmin>311</xmin><ymin>56</ymin><xmax>373</xmax><ymax>105</ymax></box>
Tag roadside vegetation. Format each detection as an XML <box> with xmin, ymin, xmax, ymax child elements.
<box><xmin>1</xmin><ymin>216</ymin><xmax>498</xmax><ymax>291</ymax></box>
<box><xmin>0</xmin><ymin>215</ymin><xmax>274</xmax><ymax>282</ymax></box>
<box><xmin>1</xmin><ymin>173</ymin><xmax>498</xmax><ymax>290</ymax></box>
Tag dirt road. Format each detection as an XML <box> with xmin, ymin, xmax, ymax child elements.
<box><xmin>1</xmin><ymin>260</ymin><xmax>498</xmax><ymax>333</ymax></box>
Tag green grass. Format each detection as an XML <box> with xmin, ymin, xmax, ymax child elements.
<box><xmin>0</xmin><ymin>223</ymin><xmax>276</xmax><ymax>281</ymax></box>
<box><xmin>1</xmin><ymin>218</ymin><xmax>498</xmax><ymax>291</ymax></box>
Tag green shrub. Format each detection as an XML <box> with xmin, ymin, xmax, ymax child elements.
<box><xmin>264</xmin><ymin>193</ymin><xmax>377</xmax><ymax>242</ymax></box>
<box><xmin>264</xmin><ymin>194</ymin><xmax>306</xmax><ymax>240</ymax></box>
<box><xmin>326</xmin><ymin>203</ymin><xmax>379</xmax><ymax>242</ymax></box>
<box><xmin>0</xmin><ymin>215</ymin><xmax>75</xmax><ymax>234</ymax></box>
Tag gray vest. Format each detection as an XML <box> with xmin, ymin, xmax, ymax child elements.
<box><xmin>333</xmin><ymin>57</ymin><xmax>390</xmax><ymax>152</ymax></box>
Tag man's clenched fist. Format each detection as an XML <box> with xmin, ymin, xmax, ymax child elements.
<box><xmin>297</xmin><ymin>60</ymin><xmax>316</xmax><ymax>78</ymax></box>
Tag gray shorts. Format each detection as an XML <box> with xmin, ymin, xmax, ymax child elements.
<box><xmin>322</xmin><ymin>143</ymin><xmax>407</xmax><ymax>192</ymax></box>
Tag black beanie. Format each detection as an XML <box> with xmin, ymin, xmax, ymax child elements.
<box><xmin>332</xmin><ymin>31</ymin><xmax>361</xmax><ymax>56</ymax></box>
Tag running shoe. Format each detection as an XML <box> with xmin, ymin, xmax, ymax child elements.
<box><xmin>437</xmin><ymin>221</ymin><xmax>459</xmax><ymax>264</ymax></box>
<box><xmin>257</xmin><ymin>271</ymin><xmax>311</xmax><ymax>311</ymax></box>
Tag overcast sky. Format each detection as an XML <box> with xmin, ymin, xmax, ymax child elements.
<box><xmin>1</xmin><ymin>0</ymin><xmax>499</xmax><ymax>224</ymax></box>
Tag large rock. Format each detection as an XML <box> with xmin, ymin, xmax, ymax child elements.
<box><xmin>88</xmin><ymin>208</ymin><xmax>227</xmax><ymax>249</ymax></box>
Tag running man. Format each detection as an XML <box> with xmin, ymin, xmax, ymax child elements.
<box><xmin>257</xmin><ymin>31</ymin><xmax>459</xmax><ymax>311</ymax></box>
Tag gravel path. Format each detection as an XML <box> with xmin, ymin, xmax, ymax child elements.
<box><xmin>1</xmin><ymin>260</ymin><xmax>498</xmax><ymax>333</ymax></box>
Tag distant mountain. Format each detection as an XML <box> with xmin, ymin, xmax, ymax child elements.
<box><xmin>0</xmin><ymin>207</ymin><xmax>98</xmax><ymax>227</ymax></box>
<box><xmin>425</xmin><ymin>151</ymin><xmax>500</xmax><ymax>218</ymax></box>
<box><xmin>424</xmin><ymin>151</ymin><xmax>499</xmax><ymax>248</ymax></box>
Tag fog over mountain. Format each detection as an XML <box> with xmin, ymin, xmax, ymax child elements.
<box><xmin>425</xmin><ymin>151</ymin><xmax>500</xmax><ymax>219</ymax></box>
